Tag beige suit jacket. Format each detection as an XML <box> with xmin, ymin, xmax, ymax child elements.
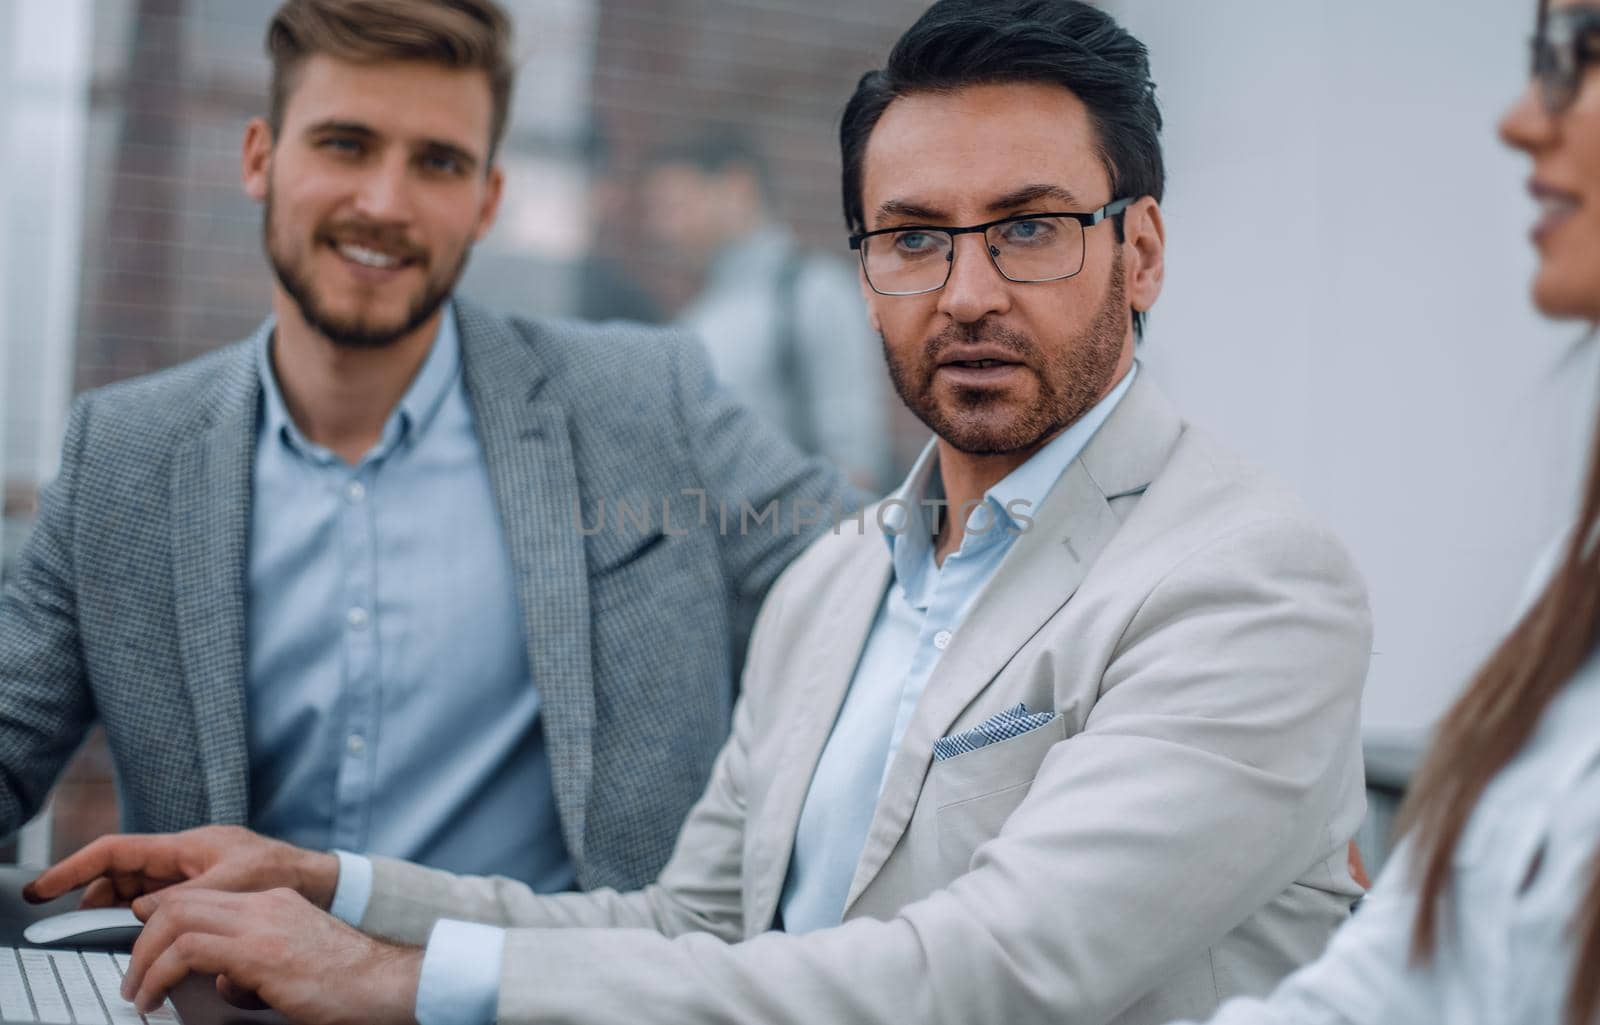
<box><xmin>360</xmin><ymin>375</ymin><xmax>1372</xmax><ymax>1025</ymax></box>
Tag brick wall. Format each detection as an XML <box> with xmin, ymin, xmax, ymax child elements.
<box><xmin>75</xmin><ymin>0</ymin><xmax>270</xmax><ymax>393</ymax></box>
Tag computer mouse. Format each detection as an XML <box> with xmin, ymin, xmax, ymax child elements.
<box><xmin>22</xmin><ymin>907</ymin><xmax>144</xmax><ymax>948</ymax></box>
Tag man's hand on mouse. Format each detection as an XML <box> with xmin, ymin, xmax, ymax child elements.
<box><xmin>122</xmin><ymin>886</ymin><xmax>421</xmax><ymax>1025</ymax></box>
<box><xmin>22</xmin><ymin>825</ymin><xmax>340</xmax><ymax>916</ymax></box>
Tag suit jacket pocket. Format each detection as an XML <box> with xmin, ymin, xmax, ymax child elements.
<box><xmin>587</xmin><ymin>530</ymin><xmax>686</xmax><ymax>615</ymax></box>
<box><xmin>932</xmin><ymin>715</ymin><xmax>1068</xmax><ymax>874</ymax></box>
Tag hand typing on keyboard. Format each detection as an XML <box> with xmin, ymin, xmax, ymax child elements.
<box><xmin>117</xmin><ymin>887</ymin><xmax>421</xmax><ymax>1025</ymax></box>
<box><xmin>21</xmin><ymin>827</ymin><xmax>420</xmax><ymax>1025</ymax></box>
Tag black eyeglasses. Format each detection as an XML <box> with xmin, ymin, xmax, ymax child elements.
<box><xmin>1531</xmin><ymin>3</ymin><xmax>1600</xmax><ymax>112</ymax></box>
<box><xmin>848</xmin><ymin>198</ymin><xmax>1134</xmax><ymax>297</ymax></box>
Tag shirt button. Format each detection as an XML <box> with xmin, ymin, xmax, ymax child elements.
<box><xmin>346</xmin><ymin>481</ymin><xmax>366</xmax><ymax>503</ymax></box>
<box><xmin>346</xmin><ymin>606</ymin><xmax>369</xmax><ymax>630</ymax></box>
<box><xmin>346</xmin><ymin>734</ymin><xmax>366</xmax><ymax>756</ymax></box>
<box><xmin>933</xmin><ymin>630</ymin><xmax>952</xmax><ymax>650</ymax></box>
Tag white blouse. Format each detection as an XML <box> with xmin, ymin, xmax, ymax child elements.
<box><xmin>1178</xmin><ymin>646</ymin><xmax>1600</xmax><ymax>1025</ymax></box>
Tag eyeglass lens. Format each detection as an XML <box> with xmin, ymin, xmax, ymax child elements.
<box><xmin>860</xmin><ymin>216</ymin><xmax>1087</xmax><ymax>295</ymax></box>
<box><xmin>1533</xmin><ymin>7</ymin><xmax>1600</xmax><ymax>111</ymax></box>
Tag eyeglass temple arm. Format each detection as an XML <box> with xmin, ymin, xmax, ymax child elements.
<box><xmin>1090</xmin><ymin>197</ymin><xmax>1136</xmax><ymax>223</ymax></box>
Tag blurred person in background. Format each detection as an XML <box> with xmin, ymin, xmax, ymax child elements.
<box><xmin>26</xmin><ymin>3</ymin><xmax>1377</xmax><ymax>1024</ymax></box>
<box><xmin>0</xmin><ymin>0</ymin><xmax>850</xmax><ymax>906</ymax></box>
<box><xmin>1157</xmin><ymin>0</ymin><xmax>1600</xmax><ymax>1022</ymax></box>
<box><xmin>643</xmin><ymin>131</ymin><xmax>895</xmax><ymax>491</ymax></box>
<box><xmin>575</xmin><ymin>128</ymin><xmax>665</xmax><ymax>325</ymax></box>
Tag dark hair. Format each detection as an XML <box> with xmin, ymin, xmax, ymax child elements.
<box><xmin>839</xmin><ymin>0</ymin><xmax>1163</xmax><ymax>335</ymax></box>
<box><xmin>266</xmin><ymin>0</ymin><xmax>516</xmax><ymax>161</ymax></box>
<box><xmin>643</xmin><ymin>130</ymin><xmax>774</xmax><ymax>199</ymax></box>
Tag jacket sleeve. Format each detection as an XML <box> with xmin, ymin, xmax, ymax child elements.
<box><xmin>1170</xmin><ymin>845</ymin><xmax>1443</xmax><ymax>1025</ymax></box>
<box><xmin>0</xmin><ymin>396</ymin><xmax>98</xmax><ymax>838</ymax></box>
<box><xmin>359</xmin><ymin>693</ymin><xmax>753</xmax><ymax>945</ymax></box>
<box><xmin>464</xmin><ymin>516</ymin><xmax>1372</xmax><ymax>1025</ymax></box>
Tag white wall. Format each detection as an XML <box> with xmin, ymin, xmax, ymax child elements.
<box><xmin>1103</xmin><ymin>0</ymin><xmax>1598</xmax><ymax>734</ymax></box>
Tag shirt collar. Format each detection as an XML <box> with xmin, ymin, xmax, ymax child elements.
<box><xmin>256</xmin><ymin>301</ymin><xmax>463</xmax><ymax>464</ymax></box>
<box><xmin>882</xmin><ymin>361</ymin><xmax>1140</xmax><ymax>597</ymax></box>
<box><xmin>395</xmin><ymin>301</ymin><xmax>462</xmax><ymax>439</ymax></box>
<box><xmin>983</xmin><ymin>361</ymin><xmax>1138</xmax><ymax>534</ymax></box>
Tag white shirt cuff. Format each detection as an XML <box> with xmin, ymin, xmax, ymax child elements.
<box><xmin>328</xmin><ymin>850</ymin><xmax>373</xmax><ymax>926</ymax></box>
<box><xmin>415</xmin><ymin>920</ymin><xmax>505</xmax><ymax>1025</ymax></box>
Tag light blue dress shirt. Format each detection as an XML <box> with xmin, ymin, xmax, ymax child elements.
<box><xmin>778</xmin><ymin>363</ymin><xmax>1137</xmax><ymax>933</ymax></box>
<box><xmin>248</xmin><ymin>301</ymin><xmax>574</xmax><ymax>893</ymax></box>
<box><xmin>331</xmin><ymin>366</ymin><xmax>1136</xmax><ymax>1025</ymax></box>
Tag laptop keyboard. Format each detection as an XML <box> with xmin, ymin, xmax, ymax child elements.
<box><xmin>0</xmin><ymin>948</ymin><xmax>177</xmax><ymax>1024</ymax></box>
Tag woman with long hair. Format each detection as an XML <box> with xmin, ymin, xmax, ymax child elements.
<box><xmin>1172</xmin><ymin>2</ymin><xmax>1600</xmax><ymax>1023</ymax></box>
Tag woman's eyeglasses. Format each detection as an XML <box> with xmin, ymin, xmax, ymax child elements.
<box><xmin>1532</xmin><ymin>4</ymin><xmax>1600</xmax><ymax>113</ymax></box>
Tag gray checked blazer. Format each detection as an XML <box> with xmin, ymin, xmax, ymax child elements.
<box><xmin>0</xmin><ymin>297</ymin><xmax>849</xmax><ymax>891</ymax></box>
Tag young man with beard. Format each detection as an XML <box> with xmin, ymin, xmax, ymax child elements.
<box><xmin>0</xmin><ymin>1</ymin><xmax>848</xmax><ymax>902</ymax></box>
<box><xmin>27</xmin><ymin>3</ymin><xmax>1373</xmax><ymax>1024</ymax></box>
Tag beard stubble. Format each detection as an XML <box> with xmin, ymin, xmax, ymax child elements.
<box><xmin>262</xmin><ymin>183</ymin><xmax>473</xmax><ymax>350</ymax></box>
<box><xmin>883</xmin><ymin>254</ymin><xmax>1129</xmax><ymax>457</ymax></box>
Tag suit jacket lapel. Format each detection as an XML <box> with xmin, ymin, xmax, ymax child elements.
<box><xmin>456</xmin><ymin>300</ymin><xmax>597</xmax><ymax>869</ymax></box>
<box><xmin>746</xmin><ymin>545</ymin><xmax>891</xmax><ymax>933</ymax></box>
<box><xmin>1078</xmin><ymin>370</ymin><xmax>1186</xmax><ymax>504</ymax></box>
<box><xmin>170</xmin><ymin>343</ymin><xmax>259</xmax><ymax>823</ymax></box>
<box><xmin>842</xmin><ymin>372</ymin><xmax>1184</xmax><ymax>912</ymax></box>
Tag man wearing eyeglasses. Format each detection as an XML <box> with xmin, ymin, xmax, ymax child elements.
<box><xmin>28</xmin><ymin>2</ymin><xmax>1373</xmax><ymax>1024</ymax></box>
